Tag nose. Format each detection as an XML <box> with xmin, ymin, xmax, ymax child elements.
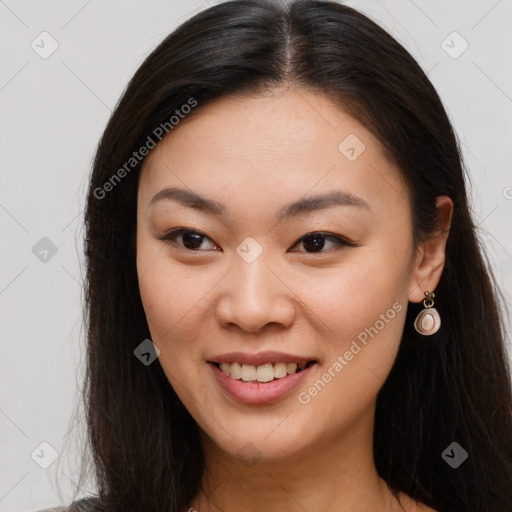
<box><xmin>215</xmin><ymin>255</ymin><xmax>296</xmax><ymax>333</ymax></box>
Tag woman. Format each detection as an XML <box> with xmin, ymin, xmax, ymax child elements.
<box><xmin>40</xmin><ymin>0</ymin><xmax>512</xmax><ymax>511</ymax></box>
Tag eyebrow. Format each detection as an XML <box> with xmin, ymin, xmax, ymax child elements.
<box><xmin>149</xmin><ymin>186</ymin><xmax>370</xmax><ymax>221</ymax></box>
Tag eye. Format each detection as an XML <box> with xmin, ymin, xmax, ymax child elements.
<box><xmin>157</xmin><ymin>228</ymin><xmax>354</xmax><ymax>254</ymax></box>
<box><xmin>290</xmin><ymin>231</ymin><xmax>355</xmax><ymax>253</ymax></box>
<box><xmin>156</xmin><ymin>228</ymin><xmax>219</xmax><ymax>252</ymax></box>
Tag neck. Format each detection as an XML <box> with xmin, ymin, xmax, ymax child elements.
<box><xmin>190</xmin><ymin>401</ymin><xmax>408</xmax><ymax>512</ymax></box>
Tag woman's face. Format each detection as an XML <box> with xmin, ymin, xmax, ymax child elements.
<box><xmin>136</xmin><ymin>87</ymin><xmax>437</xmax><ymax>463</ymax></box>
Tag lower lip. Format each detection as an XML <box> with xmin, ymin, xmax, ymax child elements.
<box><xmin>208</xmin><ymin>362</ymin><xmax>317</xmax><ymax>405</ymax></box>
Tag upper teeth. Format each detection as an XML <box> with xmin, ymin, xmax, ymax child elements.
<box><xmin>218</xmin><ymin>362</ymin><xmax>307</xmax><ymax>382</ymax></box>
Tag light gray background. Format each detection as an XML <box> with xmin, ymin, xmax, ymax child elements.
<box><xmin>1</xmin><ymin>1</ymin><xmax>511</xmax><ymax>511</ymax></box>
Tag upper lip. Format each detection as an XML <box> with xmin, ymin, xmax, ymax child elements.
<box><xmin>208</xmin><ymin>351</ymin><xmax>317</xmax><ymax>366</ymax></box>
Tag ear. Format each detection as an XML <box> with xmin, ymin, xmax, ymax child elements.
<box><xmin>408</xmin><ymin>195</ymin><xmax>453</xmax><ymax>303</ymax></box>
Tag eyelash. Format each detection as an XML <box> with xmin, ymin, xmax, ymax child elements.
<box><xmin>156</xmin><ymin>228</ymin><xmax>356</xmax><ymax>254</ymax></box>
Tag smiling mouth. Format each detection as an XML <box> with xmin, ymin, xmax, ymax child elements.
<box><xmin>209</xmin><ymin>360</ymin><xmax>318</xmax><ymax>383</ymax></box>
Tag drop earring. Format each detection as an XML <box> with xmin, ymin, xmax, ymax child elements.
<box><xmin>414</xmin><ymin>290</ymin><xmax>441</xmax><ymax>335</ymax></box>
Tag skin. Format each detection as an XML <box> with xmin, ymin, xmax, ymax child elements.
<box><xmin>136</xmin><ymin>86</ymin><xmax>452</xmax><ymax>512</ymax></box>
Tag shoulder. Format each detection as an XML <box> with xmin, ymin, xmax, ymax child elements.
<box><xmin>35</xmin><ymin>496</ymin><xmax>102</xmax><ymax>512</ymax></box>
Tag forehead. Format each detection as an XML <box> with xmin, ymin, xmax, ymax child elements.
<box><xmin>138</xmin><ymin>88</ymin><xmax>409</xmax><ymax>217</ymax></box>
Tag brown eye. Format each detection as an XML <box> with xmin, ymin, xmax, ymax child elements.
<box><xmin>291</xmin><ymin>232</ymin><xmax>354</xmax><ymax>253</ymax></box>
<box><xmin>157</xmin><ymin>229</ymin><xmax>354</xmax><ymax>254</ymax></box>
<box><xmin>157</xmin><ymin>228</ymin><xmax>219</xmax><ymax>252</ymax></box>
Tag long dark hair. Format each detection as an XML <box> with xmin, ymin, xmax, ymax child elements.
<box><xmin>68</xmin><ymin>1</ymin><xmax>512</xmax><ymax>510</ymax></box>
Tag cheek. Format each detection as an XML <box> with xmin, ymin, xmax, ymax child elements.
<box><xmin>137</xmin><ymin>254</ymin><xmax>176</xmax><ymax>337</ymax></box>
<box><xmin>137</xmin><ymin>259</ymin><xmax>201</xmax><ymax>388</ymax></box>
<box><xmin>295</xmin><ymin>269</ymin><xmax>407</xmax><ymax>433</ymax></box>
<box><xmin>292</xmin><ymin>243</ymin><xmax>410</xmax><ymax>378</ymax></box>
<box><xmin>137</xmin><ymin>240</ymin><xmax>207</xmax><ymax>339</ymax></box>
<box><xmin>295</xmin><ymin>254</ymin><xmax>406</xmax><ymax>333</ymax></box>
<box><xmin>136</xmin><ymin>239</ymin><xmax>217</xmax><ymax>387</ymax></box>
